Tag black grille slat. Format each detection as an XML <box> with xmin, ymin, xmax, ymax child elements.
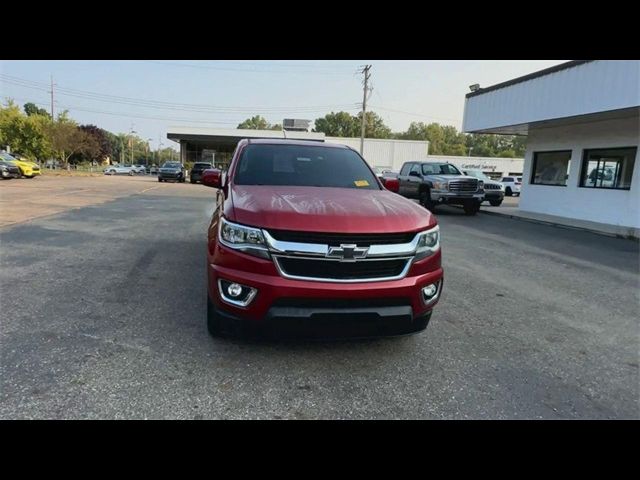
<box><xmin>449</xmin><ymin>179</ymin><xmax>479</xmax><ymax>192</ymax></box>
<box><xmin>277</xmin><ymin>257</ymin><xmax>408</xmax><ymax>280</ymax></box>
<box><xmin>268</xmin><ymin>230</ymin><xmax>416</xmax><ymax>246</ymax></box>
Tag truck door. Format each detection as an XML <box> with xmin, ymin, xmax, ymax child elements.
<box><xmin>398</xmin><ymin>163</ymin><xmax>412</xmax><ymax>196</ymax></box>
<box><xmin>408</xmin><ymin>163</ymin><xmax>422</xmax><ymax>198</ymax></box>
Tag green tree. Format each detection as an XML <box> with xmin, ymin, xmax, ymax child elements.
<box><xmin>313</xmin><ymin>111</ymin><xmax>359</xmax><ymax>137</ymax></box>
<box><xmin>356</xmin><ymin>111</ymin><xmax>392</xmax><ymax>139</ymax></box>
<box><xmin>237</xmin><ymin>115</ymin><xmax>279</xmax><ymax>130</ymax></box>
<box><xmin>0</xmin><ymin>100</ymin><xmax>52</xmax><ymax>160</ymax></box>
<box><xmin>44</xmin><ymin>122</ymin><xmax>99</xmax><ymax>166</ymax></box>
<box><xmin>24</xmin><ymin>102</ymin><xmax>51</xmax><ymax>118</ymax></box>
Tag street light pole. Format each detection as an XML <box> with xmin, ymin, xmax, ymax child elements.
<box><xmin>129</xmin><ymin>126</ymin><xmax>137</xmax><ymax>165</ymax></box>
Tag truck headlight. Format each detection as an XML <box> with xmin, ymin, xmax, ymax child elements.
<box><xmin>219</xmin><ymin>217</ymin><xmax>270</xmax><ymax>259</ymax></box>
<box><xmin>415</xmin><ymin>225</ymin><xmax>440</xmax><ymax>260</ymax></box>
<box><xmin>432</xmin><ymin>181</ymin><xmax>448</xmax><ymax>191</ymax></box>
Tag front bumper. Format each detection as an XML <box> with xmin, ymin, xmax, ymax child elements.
<box><xmin>483</xmin><ymin>190</ymin><xmax>504</xmax><ymax>200</ymax></box>
<box><xmin>208</xmin><ymin>244</ymin><xmax>444</xmax><ymax>335</ymax></box>
<box><xmin>1</xmin><ymin>170</ymin><xmax>20</xmax><ymax>178</ymax></box>
<box><xmin>431</xmin><ymin>191</ymin><xmax>484</xmax><ymax>204</ymax></box>
<box><xmin>158</xmin><ymin>172</ymin><xmax>182</xmax><ymax>180</ymax></box>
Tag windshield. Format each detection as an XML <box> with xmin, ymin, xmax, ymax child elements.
<box><xmin>162</xmin><ymin>163</ymin><xmax>181</xmax><ymax>169</ymax></box>
<box><xmin>422</xmin><ymin>163</ymin><xmax>461</xmax><ymax>175</ymax></box>
<box><xmin>234</xmin><ymin>144</ymin><xmax>380</xmax><ymax>190</ymax></box>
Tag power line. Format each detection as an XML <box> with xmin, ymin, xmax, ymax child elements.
<box><xmin>142</xmin><ymin>60</ymin><xmax>356</xmax><ymax>74</ymax></box>
<box><xmin>369</xmin><ymin>105</ymin><xmax>459</xmax><ymax>123</ymax></box>
<box><xmin>6</xmin><ymin>97</ymin><xmax>241</xmax><ymax>126</ymax></box>
<box><xmin>0</xmin><ymin>74</ymin><xmax>360</xmax><ymax>113</ymax></box>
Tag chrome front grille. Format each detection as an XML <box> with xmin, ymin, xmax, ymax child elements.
<box><xmin>264</xmin><ymin>230</ymin><xmax>419</xmax><ymax>283</ymax></box>
<box><xmin>449</xmin><ymin>179</ymin><xmax>479</xmax><ymax>192</ymax></box>
<box><xmin>274</xmin><ymin>256</ymin><xmax>411</xmax><ymax>282</ymax></box>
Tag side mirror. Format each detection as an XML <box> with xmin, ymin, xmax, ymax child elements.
<box><xmin>381</xmin><ymin>177</ymin><xmax>400</xmax><ymax>193</ymax></box>
<box><xmin>202</xmin><ymin>168</ymin><xmax>222</xmax><ymax>188</ymax></box>
<box><xmin>409</xmin><ymin>170</ymin><xmax>421</xmax><ymax>178</ymax></box>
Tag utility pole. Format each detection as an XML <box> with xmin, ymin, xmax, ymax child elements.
<box><xmin>50</xmin><ymin>75</ymin><xmax>54</xmax><ymax>120</ymax></box>
<box><xmin>359</xmin><ymin>65</ymin><xmax>372</xmax><ymax>155</ymax></box>
<box><xmin>129</xmin><ymin>125</ymin><xmax>137</xmax><ymax>165</ymax></box>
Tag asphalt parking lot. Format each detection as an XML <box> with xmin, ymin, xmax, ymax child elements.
<box><xmin>1</xmin><ymin>176</ymin><xmax>638</xmax><ymax>419</ymax></box>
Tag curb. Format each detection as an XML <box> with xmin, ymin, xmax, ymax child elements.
<box><xmin>480</xmin><ymin>209</ymin><xmax>638</xmax><ymax>241</ymax></box>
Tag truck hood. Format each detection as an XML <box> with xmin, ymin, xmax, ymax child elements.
<box><xmin>428</xmin><ymin>174</ymin><xmax>473</xmax><ymax>182</ymax></box>
<box><xmin>230</xmin><ymin>185</ymin><xmax>435</xmax><ymax>233</ymax></box>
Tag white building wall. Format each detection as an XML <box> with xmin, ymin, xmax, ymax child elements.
<box><xmin>426</xmin><ymin>155</ymin><xmax>524</xmax><ymax>178</ymax></box>
<box><xmin>519</xmin><ymin>115</ymin><xmax>640</xmax><ymax>230</ymax></box>
<box><xmin>325</xmin><ymin>137</ymin><xmax>429</xmax><ymax>171</ymax></box>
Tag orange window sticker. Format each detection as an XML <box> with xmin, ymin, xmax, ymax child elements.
<box><xmin>354</xmin><ymin>180</ymin><xmax>370</xmax><ymax>187</ymax></box>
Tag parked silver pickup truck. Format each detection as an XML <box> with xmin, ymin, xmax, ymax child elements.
<box><xmin>397</xmin><ymin>161</ymin><xmax>484</xmax><ymax>215</ymax></box>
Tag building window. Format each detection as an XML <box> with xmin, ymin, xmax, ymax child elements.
<box><xmin>580</xmin><ymin>147</ymin><xmax>637</xmax><ymax>190</ymax></box>
<box><xmin>531</xmin><ymin>151</ymin><xmax>571</xmax><ymax>186</ymax></box>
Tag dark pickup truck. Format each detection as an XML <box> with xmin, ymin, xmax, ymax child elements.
<box><xmin>398</xmin><ymin>161</ymin><xmax>484</xmax><ymax>215</ymax></box>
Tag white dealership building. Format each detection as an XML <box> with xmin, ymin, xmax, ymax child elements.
<box><xmin>166</xmin><ymin>127</ymin><xmax>523</xmax><ymax>178</ymax></box>
<box><xmin>463</xmin><ymin>60</ymin><xmax>640</xmax><ymax>238</ymax></box>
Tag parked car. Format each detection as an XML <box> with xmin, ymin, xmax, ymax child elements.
<box><xmin>158</xmin><ymin>162</ymin><xmax>185</xmax><ymax>182</ymax></box>
<box><xmin>200</xmin><ymin>139</ymin><xmax>443</xmax><ymax>338</ymax></box>
<box><xmin>132</xmin><ymin>165</ymin><xmax>147</xmax><ymax>174</ymax></box>
<box><xmin>190</xmin><ymin>162</ymin><xmax>213</xmax><ymax>184</ymax></box>
<box><xmin>397</xmin><ymin>161</ymin><xmax>484</xmax><ymax>215</ymax></box>
<box><xmin>373</xmin><ymin>167</ymin><xmax>400</xmax><ymax>193</ymax></box>
<box><xmin>501</xmin><ymin>176</ymin><xmax>522</xmax><ymax>196</ymax></box>
<box><xmin>1</xmin><ymin>152</ymin><xmax>41</xmax><ymax>178</ymax></box>
<box><xmin>0</xmin><ymin>160</ymin><xmax>21</xmax><ymax>179</ymax></box>
<box><xmin>104</xmin><ymin>164</ymin><xmax>136</xmax><ymax>176</ymax></box>
<box><xmin>148</xmin><ymin>165</ymin><xmax>159</xmax><ymax>174</ymax></box>
<box><xmin>463</xmin><ymin>169</ymin><xmax>505</xmax><ymax>206</ymax></box>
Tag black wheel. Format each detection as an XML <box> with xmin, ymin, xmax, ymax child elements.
<box><xmin>158</xmin><ymin>177</ymin><xmax>163</xmax><ymax>182</ymax></box>
<box><xmin>419</xmin><ymin>188</ymin><xmax>437</xmax><ymax>213</ymax></box>
<box><xmin>489</xmin><ymin>199</ymin><xmax>503</xmax><ymax>207</ymax></box>
<box><xmin>505</xmin><ymin>187</ymin><xmax>512</xmax><ymax>196</ymax></box>
<box><xmin>128</xmin><ymin>171</ymin><xmax>134</xmax><ymax>176</ymax></box>
<box><xmin>190</xmin><ymin>179</ymin><xmax>196</xmax><ymax>184</ymax></box>
<box><xmin>515</xmin><ymin>193</ymin><xmax>520</xmax><ymax>197</ymax></box>
<box><xmin>463</xmin><ymin>200</ymin><xmax>481</xmax><ymax>216</ymax></box>
<box><xmin>207</xmin><ymin>294</ymin><xmax>223</xmax><ymax>337</ymax></box>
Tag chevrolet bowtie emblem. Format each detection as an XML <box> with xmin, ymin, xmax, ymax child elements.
<box><xmin>326</xmin><ymin>244</ymin><xmax>369</xmax><ymax>262</ymax></box>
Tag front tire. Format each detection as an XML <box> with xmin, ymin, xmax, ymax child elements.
<box><xmin>505</xmin><ymin>187</ymin><xmax>512</xmax><ymax>196</ymax></box>
<box><xmin>419</xmin><ymin>188</ymin><xmax>437</xmax><ymax>213</ymax></box>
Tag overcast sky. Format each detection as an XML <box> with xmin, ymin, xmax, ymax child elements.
<box><xmin>1</xmin><ymin>60</ymin><xmax>567</xmax><ymax>150</ymax></box>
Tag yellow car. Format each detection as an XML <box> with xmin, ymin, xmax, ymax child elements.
<box><xmin>0</xmin><ymin>152</ymin><xmax>41</xmax><ymax>178</ymax></box>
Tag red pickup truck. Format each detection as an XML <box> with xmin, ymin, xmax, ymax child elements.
<box><xmin>202</xmin><ymin>139</ymin><xmax>443</xmax><ymax>338</ymax></box>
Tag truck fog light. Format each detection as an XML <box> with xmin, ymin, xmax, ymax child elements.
<box><xmin>227</xmin><ymin>283</ymin><xmax>243</xmax><ymax>297</ymax></box>
<box><xmin>422</xmin><ymin>282</ymin><xmax>440</xmax><ymax>304</ymax></box>
<box><xmin>218</xmin><ymin>279</ymin><xmax>258</xmax><ymax>307</ymax></box>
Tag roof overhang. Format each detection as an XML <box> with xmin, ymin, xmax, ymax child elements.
<box><xmin>167</xmin><ymin>126</ymin><xmax>325</xmax><ymax>150</ymax></box>
<box><xmin>463</xmin><ymin>60</ymin><xmax>640</xmax><ymax>135</ymax></box>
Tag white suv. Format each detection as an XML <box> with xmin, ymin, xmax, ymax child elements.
<box><xmin>501</xmin><ymin>176</ymin><xmax>522</xmax><ymax>196</ymax></box>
